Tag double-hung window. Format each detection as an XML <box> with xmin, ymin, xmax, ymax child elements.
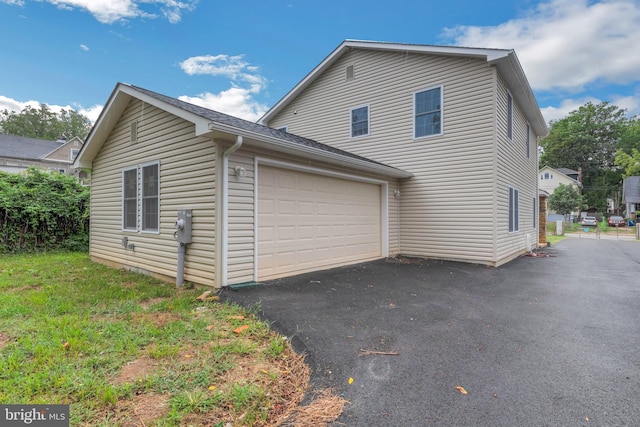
<box><xmin>122</xmin><ymin>161</ymin><xmax>160</xmax><ymax>232</ymax></box>
<box><xmin>509</xmin><ymin>186</ymin><xmax>519</xmax><ymax>232</ymax></box>
<box><xmin>351</xmin><ymin>105</ymin><xmax>369</xmax><ymax>137</ymax></box>
<box><xmin>123</xmin><ymin>167</ymin><xmax>138</xmax><ymax>231</ymax></box>
<box><xmin>415</xmin><ymin>86</ymin><xmax>442</xmax><ymax>138</ymax></box>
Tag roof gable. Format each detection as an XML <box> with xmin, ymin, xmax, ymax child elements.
<box><xmin>258</xmin><ymin>39</ymin><xmax>548</xmax><ymax>137</ymax></box>
<box><xmin>539</xmin><ymin>166</ymin><xmax>582</xmax><ymax>187</ymax></box>
<box><xmin>75</xmin><ymin>83</ymin><xmax>411</xmax><ymax>179</ymax></box>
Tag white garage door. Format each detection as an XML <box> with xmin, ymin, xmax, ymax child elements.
<box><xmin>258</xmin><ymin>165</ymin><xmax>382</xmax><ymax>280</ymax></box>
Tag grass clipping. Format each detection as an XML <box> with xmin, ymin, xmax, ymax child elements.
<box><xmin>283</xmin><ymin>388</ymin><xmax>349</xmax><ymax>427</ymax></box>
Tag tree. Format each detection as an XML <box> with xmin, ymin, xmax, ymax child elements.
<box><xmin>540</xmin><ymin>102</ymin><xmax>627</xmax><ymax>211</ymax></box>
<box><xmin>548</xmin><ymin>184</ymin><xmax>584</xmax><ymax>221</ymax></box>
<box><xmin>0</xmin><ymin>104</ymin><xmax>92</xmax><ymax>140</ymax></box>
<box><xmin>615</xmin><ymin>148</ymin><xmax>640</xmax><ymax>177</ymax></box>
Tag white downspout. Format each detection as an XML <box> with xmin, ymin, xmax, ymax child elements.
<box><xmin>221</xmin><ymin>135</ymin><xmax>243</xmax><ymax>287</ymax></box>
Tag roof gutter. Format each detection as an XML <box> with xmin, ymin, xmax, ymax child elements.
<box><xmin>220</xmin><ymin>135</ymin><xmax>243</xmax><ymax>287</ymax></box>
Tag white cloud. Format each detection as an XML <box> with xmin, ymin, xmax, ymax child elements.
<box><xmin>0</xmin><ymin>95</ymin><xmax>40</xmax><ymax>112</ymax></box>
<box><xmin>179</xmin><ymin>87</ymin><xmax>268</xmax><ymax>122</ymax></box>
<box><xmin>179</xmin><ymin>54</ymin><xmax>269</xmax><ymax>121</ymax></box>
<box><xmin>80</xmin><ymin>43</ymin><xmax>89</xmax><ymax>51</ymax></box>
<box><xmin>4</xmin><ymin>0</ymin><xmax>197</xmax><ymax>24</ymax></box>
<box><xmin>443</xmin><ymin>0</ymin><xmax>640</xmax><ymax>93</ymax></box>
<box><xmin>78</xmin><ymin>104</ymin><xmax>103</xmax><ymax>123</ymax></box>
<box><xmin>540</xmin><ymin>96</ymin><xmax>601</xmax><ymax>124</ymax></box>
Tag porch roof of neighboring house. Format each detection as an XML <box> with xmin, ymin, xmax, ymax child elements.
<box><xmin>74</xmin><ymin>83</ymin><xmax>412</xmax><ymax>180</ymax></box>
<box><xmin>258</xmin><ymin>39</ymin><xmax>548</xmax><ymax>137</ymax></box>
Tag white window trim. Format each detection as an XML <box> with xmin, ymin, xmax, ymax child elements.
<box><xmin>70</xmin><ymin>148</ymin><xmax>80</xmax><ymax>161</ymax></box>
<box><xmin>140</xmin><ymin>160</ymin><xmax>160</xmax><ymax>234</ymax></box>
<box><xmin>122</xmin><ymin>166</ymin><xmax>138</xmax><ymax>232</ymax></box>
<box><xmin>350</xmin><ymin>104</ymin><xmax>370</xmax><ymax>138</ymax></box>
<box><xmin>413</xmin><ymin>85</ymin><xmax>444</xmax><ymax>140</ymax></box>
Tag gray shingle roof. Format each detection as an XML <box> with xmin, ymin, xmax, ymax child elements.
<box><xmin>623</xmin><ymin>176</ymin><xmax>640</xmax><ymax>203</ymax></box>
<box><xmin>0</xmin><ymin>134</ymin><xmax>62</xmax><ymax>160</ymax></box>
<box><xmin>130</xmin><ymin>84</ymin><xmax>395</xmax><ymax>170</ymax></box>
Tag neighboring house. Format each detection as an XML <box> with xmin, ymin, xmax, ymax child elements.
<box><xmin>0</xmin><ymin>134</ymin><xmax>84</xmax><ymax>176</ymax></box>
<box><xmin>623</xmin><ymin>176</ymin><xmax>640</xmax><ymax>217</ymax></box>
<box><xmin>261</xmin><ymin>40</ymin><xmax>547</xmax><ymax>267</ymax></box>
<box><xmin>74</xmin><ymin>83</ymin><xmax>411</xmax><ymax>288</ymax></box>
<box><xmin>538</xmin><ymin>166</ymin><xmax>582</xmax><ymax>218</ymax></box>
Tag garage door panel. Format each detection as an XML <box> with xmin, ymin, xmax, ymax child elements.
<box><xmin>258</xmin><ymin>166</ymin><xmax>382</xmax><ymax>280</ymax></box>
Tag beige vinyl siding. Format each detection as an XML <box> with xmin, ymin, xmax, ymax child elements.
<box><xmin>267</xmin><ymin>49</ymin><xmax>499</xmax><ymax>264</ymax></box>
<box><xmin>227</xmin><ymin>151</ymin><xmax>255</xmax><ymax>284</ymax></box>
<box><xmin>221</xmin><ymin>145</ymin><xmax>399</xmax><ymax>283</ymax></box>
<box><xmin>494</xmin><ymin>75</ymin><xmax>540</xmax><ymax>264</ymax></box>
<box><xmin>90</xmin><ymin>99</ymin><xmax>217</xmax><ymax>286</ymax></box>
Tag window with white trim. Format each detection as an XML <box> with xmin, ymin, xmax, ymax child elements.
<box><xmin>122</xmin><ymin>161</ymin><xmax>160</xmax><ymax>232</ymax></box>
<box><xmin>533</xmin><ymin>196</ymin><xmax>537</xmax><ymax>228</ymax></box>
<box><xmin>351</xmin><ymin>105</ymin><xmax>369</xmax><ymax>137</ymax></box>
<box><xmin>71</xmin><ymin>148</ymin><xmax>80</xmax><ymax>160</ymax></box>
<box><xmin>141</xmin><ymin>162</ymin><xmax>159</xmax><ymax>232</ymax></box>
<box><xmin>122</xmin><ymin>167</ymin><xmax>138</xmax><ymax>231</ymax></box>
<box><xmin>415</xmin><ymin>86</ymin><xmax>442</xmax><ymax>138</ymax></box>
<box><xmin>509</xmin><ymin>186</ymin><xmax>519</xmax><ymax>232</ymax></box>
<box><xmin>507</xmin><ymin>92</ymin><xmax>513</xmax><ymax>140</ymax></box>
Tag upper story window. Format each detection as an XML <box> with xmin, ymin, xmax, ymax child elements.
<box><xmin>507</xmin><ymin>92</ymin><xmax>513</xmax><ymax>140</ymax></box>
<box><xmin>70</xmin><ymin>148</ymin><xmax>80</xmax><ymax>160</ymax></box>
<box><xmin>351</xmin><ymin>105</ymin><xmax>369</xmax><ymax>138</ymax></box>
<box><xmin>541</xmin><ymin>172</ymin><xmax>553</xmax><ymax>180</ymax></box>
<box><xmin>414</xmin><ymin>86</ymin><xmax>442</xmax><ymax>138</ymax></box>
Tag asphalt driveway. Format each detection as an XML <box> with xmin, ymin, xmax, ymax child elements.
<box><xmin>222</xmin><ymin>239</ymin><xmax>640</xmax><ymax>426</ymax></box>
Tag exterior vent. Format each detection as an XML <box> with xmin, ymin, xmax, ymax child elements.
<box><xmin>346</xmin><ymin>64</ymin><xmax>354</xmax><ymax>81</ymax></box>
<box><xmin>130</xmin><ymin>121</ymin><xmax>138</xmax><ymax>144</ymax></box>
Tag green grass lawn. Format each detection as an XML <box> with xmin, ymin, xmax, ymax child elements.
<box><xmin>0</xmin><ymin>252</ymin><xmax>326</xmax><ymax>426</ymax></box>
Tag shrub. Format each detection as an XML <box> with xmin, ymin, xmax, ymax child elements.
<box><xmin>0</xmin><ymin>168</ymin><xmax>89</xmax><ymax>252</ymax></box>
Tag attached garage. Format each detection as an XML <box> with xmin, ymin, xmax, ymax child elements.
<box><xmin>257</xmin><ymin>163</ymin><xmax>385</xmax><ymax>280</ymax></box>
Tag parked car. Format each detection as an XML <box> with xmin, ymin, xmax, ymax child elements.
<box><xmin>581</xmin><ymin>216</ymin><xmax>598</xmax><ymax>226</ymax></box>
<box><xmin>608</xmin><ymin>216</ymin><xmax>625</xmax><ymax>227</ymax></box>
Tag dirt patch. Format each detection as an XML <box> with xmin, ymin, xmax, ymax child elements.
<box><xmin>139</xmin><ymin>297</ymin><xmax>169</xmax><ymax>310</ymax></box>
<box><xmin>113</xmin><ymin>393</ymin><xmax>170</xmax><ymax>427</ymax></box>
<box><xmin>0</xmin><ymin>333</ymin><xmax>10</xmax><ymax>349</ymax></box>
<box><xmin>112</xmin><ymin>355</ymin><xmax>159</xmax><ymax>386</ymax></box>
<box><xmin>7</xmin><ymin>284</ymin><xmax>42</xmax><ymax>292</ymax></box>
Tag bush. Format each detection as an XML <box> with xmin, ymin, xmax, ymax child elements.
<box><xmin>0</xmin><ymin>168</ymin><xmax>89</xmax><ymax>252</ymax></box>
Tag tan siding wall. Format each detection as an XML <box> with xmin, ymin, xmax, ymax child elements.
<box><xmin>495</xmin><ymin>75</ymin><xmax>540</xmax><ymax>264</ymax></box>
<box><xmin>90</xmin><ymin>99</ymin><xmax>217</xmax><ymax>286</ymax></box>
<box><xmin>267</xmin><ymin>49</ymin><xmax>499</xmax><ymax>264</ymax></box>
<box><xmin>223</xmin><ymin>145</ymin><xmax>399</xmax><ymax>283</ymax></box>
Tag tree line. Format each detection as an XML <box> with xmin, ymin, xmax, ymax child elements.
<box><xmin>540</xmin><ymin>102</ymin><xmax>640</xmax><ymax>215</ymax></box>
<box><xmin>0</xmin><ymin>104</ymin><xmax>92</xmax><ymax>141</ymax></box>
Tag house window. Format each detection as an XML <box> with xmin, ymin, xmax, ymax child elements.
<box><xmin>415</xmin><ymin>86</ymin><xmax>442</xmax><ymax>138</ymax></box>
<box><xmin>122</xmin><ymin>161</ymin><xmax>160</xmax><ymax>232</ymax></box>
<box><xmin>141</xmin><ymin>162</ymin><xmax>160</xmax><ymax>232</ymax></box>
<box><xmin>526</xmin><ymin>124</ymin><xmax>530</xmax><ymax>158</ymax></box>
<box><xmin>507</xmin><ymin>92</ymin><xmax>513</xmax><ymax>140</ymax></box>
<box><xmin>351</xmin><ymin>105</ymin><xmax>369</xmax><ymax>137</ymax></box>
<box><xmin>276</xmin><ymin>126</ymin><xmax>288</xmax><ymax>132</ymax></box>
<box><xmin>509</xmin><ymin>186</ymin><xmax>519</xmax><ymax>232</ymax></box>
<box><xmin>71</xmin><ymin>148</ymin><xmax>80</xmax><ymax>160</ymax></box>
<box><xmin>122</xmin><ymin>167</ymin><xmax>138</xmax><ymax>231</ymax></box>
<box><xmin>533</xmin><ymin>197</ymin><xmax>537</xmax><ymax>228</ymax></box>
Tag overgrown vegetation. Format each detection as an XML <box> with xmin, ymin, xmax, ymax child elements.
<box><xmin>0</xmin><ymin>168</ymin><xmax>89</xmax><ymax>252</ymax></box>
<box><xmin>0</xmin><ymin>252</ymin><xmax>341</xmax><ymax>426</ymax></box>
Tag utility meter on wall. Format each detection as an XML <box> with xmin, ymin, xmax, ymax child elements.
<box><xmin>174</xmin><ymin>209</ymin><xmax>193</xmax><ymax>244</ymax></box>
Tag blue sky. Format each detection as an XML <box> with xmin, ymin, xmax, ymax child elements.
<box><xmin>1</xmin><ymin>0</ymin><xmax>639</xmax><ymax>127</ymax></box>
